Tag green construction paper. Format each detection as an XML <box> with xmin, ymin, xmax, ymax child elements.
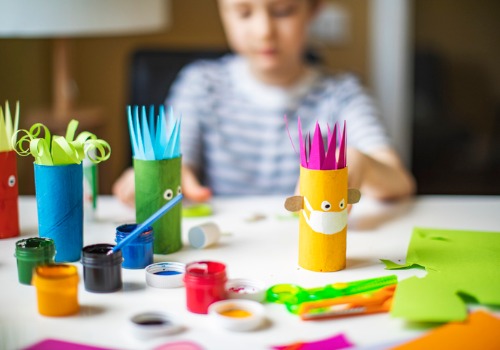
<box><xmin>13</xmin><ymin>120</ymin><xmax>111</xmax><ymax>165</ymax></box>
<box><xmin>182</xmin><ymin>203</ymin><xmax>213</xmax><ymax>218</ymax></box>
<box><xmin>383</xmin><ymin>227</ymin><xmax>500</xmax><ymax>322</ymax></box>
<box><xmin>134</xmin><ymin>156</ymin><xmax>182</xmax><ymax>254</ymax></box>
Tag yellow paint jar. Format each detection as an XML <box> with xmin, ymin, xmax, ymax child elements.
<box><xmin>32</xmin><ymin>264</ymin><xmax>79</xmax><ymax>317</ymax></box>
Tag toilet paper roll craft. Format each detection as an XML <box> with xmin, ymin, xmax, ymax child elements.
<box><xmin>128</xmin><ymin>105</ymin><xmax>182</xmax><ymax>254</ymax></box>
<box><xmin>0</xmin><ymin>101</ymin><xmax>20</xmax><ymax>239</ymax></box>
<box><xmin>13</xmin><ymin>120</ymin><xmax>111</xmax><ymax>262</ymax></box>
<box><xmin>284</xmin><ymin>120</ymin><xmax>361</xmax><ymax>272</ymax></box>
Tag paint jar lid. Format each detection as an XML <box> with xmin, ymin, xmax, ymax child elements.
<box><xmin>129</xmin><ymin>311</ymin><xmax>183</xmax><ymax>339</ymax></box>
<box><xmin>226</xmin><ymin>278</ymin><xmax>266</xmax><ymax>302</ymax></box>
<box><xmin>145</xmin><ymin>262</ymin><xmax>186</xmax><ymax>288</ymax></box>
<box><xmin>208</xmin><ymin>299</ymin><xmax>265</xmax><ymax>332</ymax></box>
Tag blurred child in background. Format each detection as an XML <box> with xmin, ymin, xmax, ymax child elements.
<box><xmin>113</xmin><ymin>0</ymin><xmax>415</xmax><ymax>206</ymax></box>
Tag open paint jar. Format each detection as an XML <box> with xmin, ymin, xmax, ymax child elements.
<box><xmin>14</xmin><ymin>237</ymin><xmax>55</xmax><ymax>285</ymax></box>
<box><xmin>183</xmin><ymin>261</ymin><xmax>227</xmax><ymax>314</ymax></box>
<box><xmin>145</xmin><ymin>262</ymin><xmax>185</xmax><ymax>288</ymax></box>
<box><xmin>208</xmin><ymin>299</ymin><xmax>265</xmax><ymax>331</ymax></box>
<box><xmin>81</xmin><ymin>244</ymin><xmax>122</xmax><ymax>293</ymax></box>
<box><xmin>129</xmin><ymin>312</ymin><xmax>182</xmax><ymax>339</ymax></box>
<box><xmin>115</xmin><ymin>224</ymin><xmax>154</xmax><ymax>269</ymax></box>
<box><xmin>32</xmin><ymin>264</ymin><xmax>79</xmax><ymax>316</ymax></box>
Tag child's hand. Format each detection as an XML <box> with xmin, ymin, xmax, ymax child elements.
<box><xmin>112</xmin><ymin>167</ymin><xmax>136</xmax><ymax>207</ymax></box>
<box><xmin>182</xmin><ymin>165</ymin><xmax>212</xmax><ymax>203</ymax></box>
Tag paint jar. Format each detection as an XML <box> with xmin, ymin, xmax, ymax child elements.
<box><xmin>183</xmin><ymin>261</ymin><xmax>227</xmax><ymax>314</ymax></box>
<box><xmin>14</xmin><ymin>237</ymin><xmax>56</xmax><ymax>285</ymax></box>
<box><xmin>32</xmin><ymin>264</ymin><xmax>79</xmax><ymax>316</ymax></box>
<box><xmin>81</xmin><ymin>244</ymin><xmax>122</xmax><ymax>293</ymax></box>
<box><xmin>115</xmin><ymin>224</ymin><xmax>154</xmax><ymax>269</ymax></box>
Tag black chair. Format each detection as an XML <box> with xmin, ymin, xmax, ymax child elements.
<box><xmin>129</xmin><ymin>49</ymin><xmax>228</xmax><ymax>106</ymax></box>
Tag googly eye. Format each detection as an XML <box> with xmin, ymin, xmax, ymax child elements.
<box><xmin>339</xmin><ymin>199</ymin><xmax>346</xmax><ymax>209</ymax></box>
<box><xmin>163</xmin><ymin>189</ymin><xmax>173</xmax><ymax>201</ymax></box>
<box><xmin>177</xmin><ymin>186</ymin><xmax>182</xmax><ymax>195</ymax></box>
<box><xmin>8</xmin><ymin>175</ymin><xmax>16</xmax><ymax>187</ymax></box>
<box><xmin>321</xmin><ymin>201</ymin><xmax>332</xmax><ymax>211</ymax></box>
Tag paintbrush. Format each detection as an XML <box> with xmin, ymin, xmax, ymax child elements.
<box><xmin>109</xmin><ymin>194</ymin><xmax>183</xmax><ymax>255</ymax></box>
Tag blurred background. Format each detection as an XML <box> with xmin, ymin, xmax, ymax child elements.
<box><xmin>0</xmin><ymin>0</ymin><xmax>498</xmax><ymax>195</ymax></box>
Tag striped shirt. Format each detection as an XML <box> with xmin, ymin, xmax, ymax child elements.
<box><xmin>166</xmin><ymin>54</ymin><xmax>390</xmax><ymax>196</ymax></box>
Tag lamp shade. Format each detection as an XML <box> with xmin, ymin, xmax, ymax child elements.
<box><xmin>0</xmin><ymin>0</ymin><xmax>170</xmax><ymax>38</ymax></box>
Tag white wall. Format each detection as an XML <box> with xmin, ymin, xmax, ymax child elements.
<box><xmin>370</xmin><ymin>0</ymin><xmax>413</xmax><ymax>166</ymax></box>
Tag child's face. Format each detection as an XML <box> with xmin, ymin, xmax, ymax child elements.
<box><xmin>218</xmin><ymin>0</ymin><xmax>317</xmax><ymax>79</ymax></box>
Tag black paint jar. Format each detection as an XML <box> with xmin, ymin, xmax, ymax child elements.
<box><xmin>81</xmin><ymin>244</ymin><xmax>122</xmax><ymax>293</ymax></box>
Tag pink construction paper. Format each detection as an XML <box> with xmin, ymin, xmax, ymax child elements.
<box><xmin>272</xmin><ymin>333</ymin><xmax>354</xmax><ymax>350</ymax></box>
<box><xmin>23</xmin><ymin>339</ymin><xmax>113</xmax><ymax>350</ymax></box>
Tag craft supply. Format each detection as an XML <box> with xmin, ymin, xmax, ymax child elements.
<box><xmin>130</xmin><ymin>312</ymin><xmax>182</xmax><ymax>339</ymax></box>
<box><xmin>188</xmin><ymin>222</ymin><xmax>221</xmax><ymax>249</ymax></box>
<box><xmin>115</xmin><ymin>224</ymin><xmax>154</xmax><ymax>269</ymax></box>
<box><xmin>0</xmin><ymin>101</ymin><xmax>20</xmax><ymax>240</ymax></box>
<box><xmin>112</xmin><ymin>194</ymin><xmax>183</xmax><ymax>254</ymax></box>
<box><xmin>82</xmin><ymin>244</ymin><xmax>122</xmax><ymax>293</ymax></box>
<box><xmin>129</xmin><ymin>105</ymin><xmax>182</xmax><ymax>254</ymax></box>
<box><xmin>35</xmin><ymin>163</ymin><xmax>83</xmax><ymax>262</ymax></box>
<box><xmin>298</xmin><ymin>284</ymin><xmax>396</xmax><ymax>320</ymax></box>
<box><xmin>83</xmin><ymin>156</ymin><xmax>98</xmax><ymax>221</ymax></box>
<box><xmin>145</xmin><ymin>262</ymin><xmax>186</xmax><ymax>288</ymax></box>
<box><xmin>383</xmin><ymin>227</ymin><xmax>500</xmax><ymax>322</ymax></box>
<box><xmin>32</xmin><ymin>264</ymin><xmax>79</xmax><ymax>316</ymax></box>
<box><xmin>208</xmin><ymin>299</ymin><xmax>265</xmax><ymax>331</ymax></box>
<box><xmin>272</xmin><ymin>333</ymin><xmax>354</xmax><ymax>350</ymax></box>
<box><xmin>267</xmin><ymin>275</ymin><xmax>397</xmax><ymax>314</ymax></box>
<box><xmin>183</xmin><ymin>203</ymin><xmax>213</xmax><ymax>217</ymax></box>
<box><xmin>13</xmin><ymin>120</ymin><xmax>111</xmax><ymax>262</ymax></box>
<box><xmin>154</xmin><ymin>341</ymin><xmax>204</xmax><ymax>350</ymax></box>
<box><xmin>14</xmin><ymin>237</ymin><xmax>55</xmax><ymax>285</ymax></box>
<box><xmin>226</xmin><ymin>278</ymin><xmax>266</xmax><ymax>302</ymax></box>
<box><xmin>284</xmin><ymin>120</ymin><xmax>360</xmax><ymax>272</ymax></box>
<box><xmin>23</xmin><ymin>339</ymin><xmax>113</xmax><ymax>350</ymax></box>
<box><xmin>184</xmin><ymin>261</ymin><xmax>227</xmax><ymax>314</ymax></box>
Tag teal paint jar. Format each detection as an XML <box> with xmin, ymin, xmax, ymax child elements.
<box><xmin>15</xmin><ymin>237</ymin><xmax>56</xmax><ymax>285</ymax></box>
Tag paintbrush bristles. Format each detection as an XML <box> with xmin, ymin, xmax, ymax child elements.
<box><xmin>299</xmin><ymin>120</ymin><xmax>347</xmax><ymax>170</ymax></box>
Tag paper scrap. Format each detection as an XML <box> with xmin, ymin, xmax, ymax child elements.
<box><xmin>391</xmin><ymin>310</ymin><xmax>500</xmax><ymax>350</ymax></box>
<box><xmin>272</xmin><ymin>333</ymin><xmax>354</xmax><ymax>350</ymax></box>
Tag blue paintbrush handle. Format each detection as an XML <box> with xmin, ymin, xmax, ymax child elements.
<box><xmin>112</xmin><ymin>194</ymin><xmax>183</xmax><ymax>253</ymax></box>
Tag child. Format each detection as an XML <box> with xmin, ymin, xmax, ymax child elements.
<box><xmin>113</xmin><ymin>0</ymin><xmax>415</xmax><ymax>206</ymax></box>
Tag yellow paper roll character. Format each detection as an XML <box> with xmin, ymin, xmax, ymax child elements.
<box><xmin>285</xmin><ymin>121</ymin><xmax>360</xmax><ymax>272</ymax></box>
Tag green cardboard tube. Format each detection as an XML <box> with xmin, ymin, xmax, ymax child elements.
<box><xmin>134</xmin><ymin>157</ymin><xmax>182</xmax><ymax>254</ymax></box>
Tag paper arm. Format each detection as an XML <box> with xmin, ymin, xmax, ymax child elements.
<box><xmin>284</xmin><ymin>196</ymin><xmax>304</xmax><ymax>212</ymax></box>
<box><xmin>348</xmin><ymin>189</ymin><xmax>361</xmax><ymax>204</ymax></box>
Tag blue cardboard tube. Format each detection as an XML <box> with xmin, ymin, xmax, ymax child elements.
<box><xmin>34</xmin><ymin>163</ymin><xmax>83</xmax><ymax>262</ymax></box>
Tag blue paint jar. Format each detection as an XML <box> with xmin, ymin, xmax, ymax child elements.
<box><xmin>115</xmin><ymin>224</ymin><xmax>154</xmax><ymax>269</ymax></box>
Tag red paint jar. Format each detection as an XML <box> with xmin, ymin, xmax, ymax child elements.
<box><xmin>183</xmin><ymin>261</ymin><xmax>227</xmax><ymax>314</ymax></box>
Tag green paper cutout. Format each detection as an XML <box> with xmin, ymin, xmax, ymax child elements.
<box><xmin>134</xmin><ymin>157</ymin><xmax>182</xmax><ymax>254</ymax></box>
<box><xmin>383</xmin><ymin>227</ymin><xmax>500</xmax><ymax>322</ymax></box>
<box><xmin>13</xmin><ymin>120</ymin><xmax>111</xmax><ymax>165</ymax></box>
<box><xmin>0</xmin><ymin>101</ymin><xmax>19</xmax><ymax>152</ymax></box>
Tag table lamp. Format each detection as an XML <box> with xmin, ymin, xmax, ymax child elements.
<box><xmin>0</xmin><ymin>0</ymin><xmax>170</xmax><ymax>127</ymax></box>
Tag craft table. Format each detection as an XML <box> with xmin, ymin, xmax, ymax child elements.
<box><xmin>1</xmin><ymin>195</ymin><xmax>499</xmax><ymax>350</ymax></box>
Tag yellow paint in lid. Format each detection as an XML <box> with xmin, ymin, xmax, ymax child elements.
<box><xmin>219</xmin><ymin>308</ymin><xmax>252</xmax><ymax>318</ymax></box>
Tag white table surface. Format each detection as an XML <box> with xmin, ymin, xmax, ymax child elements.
<box><xmin>1</xmin><ymin>195</ymin><xmax>499</xmax><ymax>350</ymax></box>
